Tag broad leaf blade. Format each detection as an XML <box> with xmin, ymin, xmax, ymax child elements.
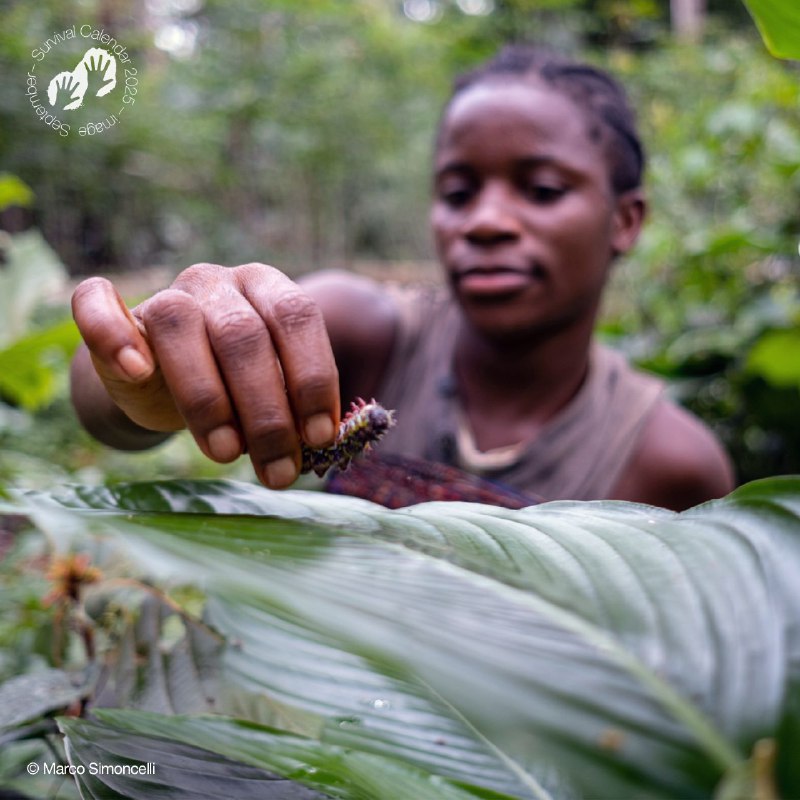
<box><xmin>0</xmin><ymin>318</ymin><xmax>81</xmax><ymax>410</ymax></box>
<box><xmin>46</xmin><ymin>479</ymin><xmax>383</xmax><ymax>524</ymax></box>
<box><xmin>17</xmin><ymin>478</ymin><xmax>800</xmax><ymax>798</ymax></box>
<box><xmin>62</xmin><ymin>714</ymin><xmax>329</xmax><ymax>800</ymax></box>
<box><xmin>61</xmin><ymin>711</ymin><xmax>511</xmax><ymax>800</ymax></box>
<box><xmin>743</xmin><ymin>0</ymin><xmax>800</xmax><ymax>59</ymax></box>
<box><xmin>0</xmin><ymin>230</ymin><xmax>67</xmax><ymax>347</ymax></box>
<box><xmin>0</xmin><ymin>667</ymin><xmax>96</xmax><ymax>732</ymax></box>
<box><xmin>206</xmin><ymin>596</ymin><xmax>535</xmax><ymax>797</ymax></box>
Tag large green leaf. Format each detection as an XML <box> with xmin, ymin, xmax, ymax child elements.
<box><xmin>0</xmin><ymin>667</ymin><xmax>96</xmax><ymax>734</ymax></box>
<box><xmin>36</xmin><ymin>485</ymin><xmax>537</xmax><ymax>793</ymax></box>
<box><xmin>204</xmin><ymin>597</ymin><xmax>536</xmax><ymax>797</ymax></box>
<box><xmin>10</xmin><ymin>477</ymin><xmax>800</xmax><ymax>798</ymax></box>
<box><xmin>743</xmin><ymin>0</ymin><xmax>800</xmax><ymax>58</ymax></box>
<box><xmin>0</xmin><ymin>173</ymin><xmax>35</xmax><ymax>212</ymax></box>
<box><xmin>61</xmin><ymin>713</ymin><xmax>330</xmax><ymax>800</ymax></box>
<box><xmin>0</xmin><ymin>318</ymin><xmax>81</xmax><ymax>410</ymax></box>
<box><xmin>61</xmin><ymin>710</ymin><xmax>508</xmax><ymax>800</ymax></box>
<box><xmin>0</xmin><ymin>230</ymin><xmax>68</xmax><ymax>347</ymax></box>
<box><xmin>746</xmin><ymin>327</ymin><xmax>800</xmax><ymax>390</ymax></box>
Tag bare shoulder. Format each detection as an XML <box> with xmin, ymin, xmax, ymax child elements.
<box><xmin>300</xmin><ymin>269</ymin><xmax>398</xmax><ymax>401</ymax></box>
<box><xmin>611</xmin><ymin>398</ymin><xmax>736</xmax><ymax>511</ymax></box>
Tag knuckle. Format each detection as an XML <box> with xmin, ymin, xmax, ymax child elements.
<box><xmin>272</xmin><ymin>291</ymin><xmax>321</xmax><ymax>336</ymax></box>
<box><xmin>247</xmin><ymin>415</ymin><xmax>297</xmax><ymax>457</ymax></box>
<box><xmin>173</xmin><ymin>263</ymin><xmax>225</xmax><ymax>291</ymax></box>
<box><xmin>180</xmin><ymin>387</ymin><xmax>227</xmax><ymax>423</ymax></box>
<box><xmin>294</xmin><ymin>371</ymin><xmax>336</xmax><ymax>406</ymax></box>
<box><xmin>236</xmin><ymin>262</ymin><xmax>274</xmax><ymax>281</ymax></box>
<box><xmin>208</xmin><ymin>309</ymin><xmax>265</xmax><ymax>357</ymax></box>
<box><xmin>237</xmin><ymin>262</ymin><xmax>286</xmax><ymax>295</ymax></box>
<box><xmin>142</xmin><ymin>289</ymin><xmax>199</xmax><ymax>332</ymax></box>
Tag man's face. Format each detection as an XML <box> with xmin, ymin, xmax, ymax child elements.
<box><xmin>431</xmin><ymin>80</ymin><xmax>640</xmax><ymax>344</ymax></box>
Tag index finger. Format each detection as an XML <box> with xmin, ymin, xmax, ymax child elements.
<box><xmin>238</xmin><ymin>265</ymin><xmax>340</xmax><ymax>448</ymax></box>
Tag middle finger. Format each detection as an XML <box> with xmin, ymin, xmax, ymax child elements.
<box><xmin>201</xmin><ymin>285</ymin><xmax>300</xmax><ymax>488</ymax></box>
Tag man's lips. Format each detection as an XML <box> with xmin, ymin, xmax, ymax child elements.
<box><xmin>452</xmin><ymin>264</ymin><xmax>546</xmax><ymax>296</ymax></box>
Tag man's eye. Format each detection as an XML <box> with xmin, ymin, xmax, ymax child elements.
<box><xmin>527</xmin><ymin>185</ymin><xmax>566</xmax><ymax>204</ymax></box>
<box><xmin>440</xmin><ymin>187</ymin><xmax>472</xmax><ymax>207</ymax></box>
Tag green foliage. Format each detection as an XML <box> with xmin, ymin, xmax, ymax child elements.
<box><xmin>0</xmin><ymin>319</ymin><xmax>81</xmax><ymax>411</ymax></box>
<box><xmin>0</xmin><ymin>534</ymin><xmax>52</xmax><ymax>684</ymax></box>
<box><xmin>0</xmin><ymin>226</ymin><xmax>89</xmax><ymax>493</ymax></box>
<box><xmin>743</xmin><ymin>0</ymin><xmax>800</xmax><ymax>58</ymax></box>
<box><xmin>63</xmin><ymin>711</ymin><xmax>501</xmax><ymax>800</ymax></box>
<box><xmin>1</xmin><ymin>0</ymin><xmax>455</xmax><ymax>270</ymax></box>
<box><xmin>0</xmin><ymin>226</ymin><xmax>94</xmax><ymax>490</ymax></box>
<box><xmin>601</xmin><ymin>35</ymin><xmax>800</xmax><ymax>482</ymax></box>
<box><xmin>0</xmin><ymin>173</ymin><xmax>35</xmax><ymax>212</ymax></box>
<box><xmin>1</xmin><ymin>476</ymin><xmax>800</xmax><ymax>797</ymax></box>
<box><xmin>0</xmin><ymin>229</ymin><xmax>69</xmax><ymax>347</ymax></box>
<box><xmin>746</xmin><ymin>327</ymin><xmax>800</xmax><ymax>389</ymax></box>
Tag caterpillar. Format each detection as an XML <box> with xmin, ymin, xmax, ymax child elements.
<box><xmin>300</xmin><ymin>398</ymin><xmax>396</xmax><ymax>478</ymax></box>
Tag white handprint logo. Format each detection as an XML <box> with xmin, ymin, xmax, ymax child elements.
<box><xmin>47</xmin><ymin>47</ymin><xmax>116</xmax><ymax>111</ymax></box>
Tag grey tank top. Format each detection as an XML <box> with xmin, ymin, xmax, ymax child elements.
<box><xmin>374</xmin><ymin>286</ymin><xmax>664</xmax><ymax>502</ymax></box>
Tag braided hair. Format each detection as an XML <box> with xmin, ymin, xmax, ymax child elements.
<box><xmin>445</xmin><ymin>45</ymin><xmax>645</xmax><ymax>195</ymax></box>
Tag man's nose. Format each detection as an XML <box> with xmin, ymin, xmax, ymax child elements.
<box><xmin>462</xmin><ymin>184</ymin><xmax>522</xmax><ymax>246</ymax></box>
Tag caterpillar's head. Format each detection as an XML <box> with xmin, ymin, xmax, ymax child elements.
<box><xmin>363</xmin><ymin>402</ymin><xmax>396</xmax><ymax>437</ymax></box>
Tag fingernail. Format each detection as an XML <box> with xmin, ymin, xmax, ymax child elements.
<box><xmin>304</xmin><ymin>413</ymin><xmax>335</xmax><ymax>447</ymax></box>
<box><xmin>207</xmin><ymin>425</ymin><xmax>241</xmax><ymax>462</ymax></box>
<box><xmin>117</xmin><ymin>346</ymin><xmax>153</xmax><ymax>381</ymax></box>
<box><xmin>264</xmin><ymin>457</ymin><xmax>297</xmax><ymax>489</ymax></box>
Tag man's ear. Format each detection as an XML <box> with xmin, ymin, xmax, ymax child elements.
<box><xmin>611</xmin><ymin>189</ymin><xmax>646</xmax><ymax>258</ymax></box>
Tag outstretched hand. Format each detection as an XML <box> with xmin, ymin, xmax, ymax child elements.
<box><xmin>71</xmin><ymin>263</ymin><xmax>341</xmax><ymax>488</ymax></box>
<box><xmin>54</xmin><ymin>74</ymin><xmax>81</xmax><ymax>110</ymax></box>
<box><xmin>84</xmin><ymin>53</ymin><xmax>114</xmax><ymax>96</ymax></box>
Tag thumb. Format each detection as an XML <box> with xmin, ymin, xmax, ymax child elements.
<box><xmin>72</xmin><ymin>277</ymin><xmax>155</xmax><ymax>384</ymax></box>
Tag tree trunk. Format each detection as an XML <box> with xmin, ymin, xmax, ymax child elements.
<box><xmin>671</xmin><ymin>0</ymin><xmax>706</xmax><ymax>42</ymax></box>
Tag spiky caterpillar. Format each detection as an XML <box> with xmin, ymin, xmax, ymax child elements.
<box><xmin>300</xmin><ymin>398</ymin><xmax>396</xmax><ymax>478</ymax></box>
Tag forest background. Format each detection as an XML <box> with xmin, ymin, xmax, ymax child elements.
<box><xmin>0</xmin><ymin>0</ymin><xmax>799</xmax><ymax>487</ymax></box>
<box><xmin>2</xmin><ymin>3</ymin><xmax>800</xmax><ymax>798</ymax></box>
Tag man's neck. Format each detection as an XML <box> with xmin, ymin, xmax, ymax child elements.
<box><xmin>453</xmin><ymin>319</ymin><xmax>594</xmax><ymax>450</ymax></box>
